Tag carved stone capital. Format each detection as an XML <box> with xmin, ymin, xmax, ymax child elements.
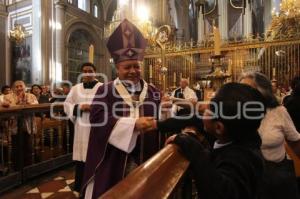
<box><xmin>54</xmin><ymin>0</ymin><xmax>67</xmax><ymax>9</ymax></box>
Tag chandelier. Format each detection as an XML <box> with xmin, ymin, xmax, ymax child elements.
<box><xmin>9</xmin><ymin>24</ymin><xmax>26</xmax><ymax>44</ymax></box>
<box><xmin>9</xmin><ymin>1</ymin><xmax>26</xmax><ymax>45</ymax></box>
<box><xmin>104</xmin><ymin>2</ymin><xmax>157</xmax><ymax>45</ymax></box>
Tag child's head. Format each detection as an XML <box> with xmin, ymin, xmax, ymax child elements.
<box><xmin>203</xmin><ymin>82</ymin><xmax>266</xmax><ymax>142</ymax></box>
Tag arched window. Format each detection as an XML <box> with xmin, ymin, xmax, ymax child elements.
<box><xmin>94</xmin><ymin>4</ymin><xmax>98</xmax><ymax>17</ymax></box>
<box><xmin>67</xmin><ymin>29</ymin><xmax>94</xmax><ymax>84</ymax></box>
<box><xmin>78</xmin><ymin>0</ymin><xmax>86</xmax><ymax>11</ymax></box>
<box><xmin>92</xmin><ymin>0</ymin><xmax>100</xmax><ymax>18</ymax></box>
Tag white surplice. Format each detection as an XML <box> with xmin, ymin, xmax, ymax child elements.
<box><xmin>64</xmin><ymin>82</ymin><xmax>102</xmax><ymax>162</ymax></box>
<box><xmin>108</xmin><ymin>78</ymin><xmax>148</xmax><ymax>153</ymax></box>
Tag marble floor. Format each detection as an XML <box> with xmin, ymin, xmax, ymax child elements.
<box><xmin>0</xmin><ymin>165</ymin><xmax>79</xmax><ymax>199</ymax></box>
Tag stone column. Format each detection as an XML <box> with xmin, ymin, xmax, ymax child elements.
<box><xmin>54</xmin><ymin>0</ymin><xmax>65</xmax><ymax>83</ymax></box>
<box><xmin>32</xmin><ymin>0</ymin><xmax>42</xmax><ymax>84</ymax></box>
<box><xmin>0</xmin><ymin>3</ymin><xmax>8</xmax><ymax>85</ymax></box>
<box><xmin>155</xmin><ymin>0</ymin><xmax>168</xmax><ymax>25</ymax></box>
<box><xmin>243</xmin><ymin>0</ymin><xmax>252</xmax><ymax>37</ymax></box>
<box><xmin>40</xmin><ymin>0</ymin><xmax>54</xmax><ymax>84</ymax></box>
<box><xmin>218</xmin><ymin>0</ymin><xmax>228</xmax><ymax>40</ymax></box>
<box><xmin>264</xmin><ymin>0</ymin><xmax>272</xmax><ymax>32</ymax></box>
<box><xmin>197</xmin><ymin>6</ymin><xmax>204</xmax><ymax>42</ymax></box>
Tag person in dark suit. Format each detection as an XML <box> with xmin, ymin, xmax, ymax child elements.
<box><xmin>171</xmin><ymin>78</ymin><xmax>197</xmax><ymax>116</ymax></box>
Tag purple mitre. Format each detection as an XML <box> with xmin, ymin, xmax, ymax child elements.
<box><xmin>106</xmin><ymin>19</ymin><xmax>147</xmax><ymax>64</ymax></box>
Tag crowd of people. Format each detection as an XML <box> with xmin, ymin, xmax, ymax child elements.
<box><xmin>0</xmin><ymin>80</ymin><xmax>73</xmax><ymax>169</ymax></box>
<box><xmin>0</xmin><ymin>82</ymin><xmax>72</xmax><ymax>107</ymax></box>
<box><xmin>1</xmin><ymin>18</ymin><xmax>300</xmax><ymax>199</ymax></box>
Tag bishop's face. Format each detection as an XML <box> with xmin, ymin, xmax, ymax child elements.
<box><xmin>116</xmin><ymin>60</ymin><xmax>141</xmax><ymax>84</ymax></box>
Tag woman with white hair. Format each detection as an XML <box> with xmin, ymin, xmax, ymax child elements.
<box><xmin>3</xmin><ymin>80</ymin><xmax>38</xmax><ymax>106</ymax></box>
<box><xmin>240</xmin><ymin>72</ymin><xmax>300</xmax><ymax>199</ymax></box>
<box><xmin>2</xmin><ymin>80</ymin><xmax>38</xmax><ymax>167</ymax></box>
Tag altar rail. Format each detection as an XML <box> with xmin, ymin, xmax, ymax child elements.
<box><xmin>0</xmin><ymin>104</ymin><xmax>73</xmax><ymax>194</ymax></box>
<box><xmin>144</xmin><ymin>38</ymin><xmax>300</xmax><ymax>90</ymax></box>
<box><xmin>100</xmin><ymin>145</ymin><xmax>190</xmax><ymax>199</ymax></box>
<box><xmin>100</xmin><ymin>140</ymin><xmax>300</xmax><ymax>199</ymax></box>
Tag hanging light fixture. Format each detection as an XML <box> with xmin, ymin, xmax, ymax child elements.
<box><xmin>9</xmin><ymin>24</ymin><xmax>26</xmax><ymax>44</ymax></box>
<box><xmin>9</xmin><ymin>0</ymin><xmax>26</xmax><ymax>44</ymax></box>
<box><xmin>105</xmin><ymin>1</ymin><xmax>157</xmax><ymax>44</ymax></box>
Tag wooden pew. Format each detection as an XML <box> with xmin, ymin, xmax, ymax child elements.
<box><xmin>100</xmin><ymin>145</ymin><xmax>189</xmax><ymax>199</ymax></box>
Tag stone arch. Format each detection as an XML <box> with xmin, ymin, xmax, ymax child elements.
<box><xmin>65</xmin><ymin>21</ymin><xmax>100</xmax><ymax>48</ymax></box>
<box><xmin>104</xmin><ymin>0</ymin><xmax>117</xmax><ymax>22</ymax></box>
<box><xmin>92</xmin><ymin>0</ymin><xmax>105</xmax><ymax>22</ymax></box>
<box><xmin>64</xmin><ymin>21</ymin><xmax>103</xmax><ymax>82</ymax></box>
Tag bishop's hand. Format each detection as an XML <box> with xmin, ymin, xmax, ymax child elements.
<box><xmin>135</xmin><ymin>117</ymin><xmax>156</xmax><ymax>132</ymax></box>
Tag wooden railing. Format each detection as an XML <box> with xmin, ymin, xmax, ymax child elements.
<box><xmin>0</xmin><ymin>104</ymin><xmax>73</xmax><ymax>194</ymax></box>
<box><xmin>100</xmin><ymin>145</ymin><xmax>190</xmax><ymax>199</ymax></box>
<box><xmin>0</xmin><ymin>103</ymin><xmax>63</xmax><ymax>115</ymax></box>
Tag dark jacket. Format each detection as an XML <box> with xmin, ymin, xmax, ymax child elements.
<box><xmin>173</xmin><ymin>134</ymin><xmax>264</xmax><ymax>199</ymax></box>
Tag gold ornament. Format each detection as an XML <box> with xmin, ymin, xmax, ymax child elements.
<box><xmin>9</xmin><ymin>24</ymin><xmax>26</xmax><ymax>44</ymax></box>
<box><xmin>266</xmin><ymin>0</ymin><xmax>300</xmax><ymax>41</ymax></box>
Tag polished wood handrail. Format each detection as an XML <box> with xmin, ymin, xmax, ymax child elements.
<box><xmin>100</xmin><ymin>144</ymin><xmax>190</xmax><ymax>199</ymax></box>
<box><xmin>0</xmin><ymin>104</ymin><xmax>64</xmax><ymax>117</ymax></box>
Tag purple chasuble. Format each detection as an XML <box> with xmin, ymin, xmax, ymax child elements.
<box><xmin>81</xmin><ymin>81</ymin><xmax>161</xmax><ymax>198</ymax></box>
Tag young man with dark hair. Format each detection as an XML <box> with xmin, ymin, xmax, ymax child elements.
<box><xmin>64</xmin><ymin>62</ymin><xmax>102</xmax><ymax>193</ymax></box>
